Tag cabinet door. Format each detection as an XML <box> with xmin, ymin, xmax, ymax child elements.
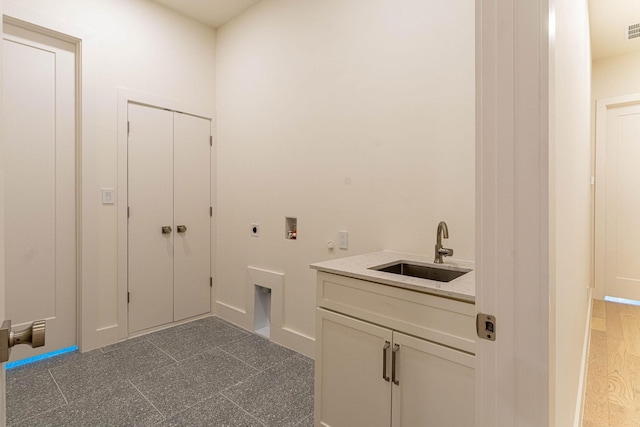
<box><xmin>173</xmin><ymin>113</ymin><xmax>211</xmax><ymax>321</ymax></box>
<box><xmin>391</xmin><ymin>331</ymin><xmax>474</xmax><ymax>427</ymax></box>
<box><xmin>315</xmin><ymin>309</ymin><xmax>392</xmax><ymax>427</ymax></box>
<box><xmin>128</xmin><ymin>104</ymin><xmax>175</xmax><ymax>333</ymax></box>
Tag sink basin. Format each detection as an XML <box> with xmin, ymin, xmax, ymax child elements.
<box><xmin>370</xmin><ymin>262</ymin><xmax>470</xmax><ymax>283</ymax></box>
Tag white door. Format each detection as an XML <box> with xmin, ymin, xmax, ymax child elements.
<box><xmin>127</xmin><ymin>104</ymin><xmax>174</xmax><ymax>334</ymax></box>
<box><xmin>599</xmin><ymin>101</ymin><xmax>640</xmax><ymax>300</ymax></box>
<box><xmin>173</xmin><ymin>112</ymin><xmax>211</xmax><ymax>321</ymax></box>
<box><xmin>391</xmin><ymin>332</ymin><xmax>475</xmax><ymax>427</ymax></box>
<box><xmin>315</xmin><ymin>309</ymin><xmax>392</xmax><ymax>427</ymax></box>
<box><xmin>2</xmin><ymin>23</ymin><xmax>77</xmax><ymax>361</ymax></box>
<box><xmin>128</xmin><ymin>105</ymin><xmax>211</xmax><ymax>333</ymax></box>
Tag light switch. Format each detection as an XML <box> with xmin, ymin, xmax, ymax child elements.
<box><xmin>338</xmin><ymin>231</ymin><xmax>348</xmax><ymax>249</ymax></box>
<box><xmin>102</xmin><ymin>188</ymin><xmax>115</xmax><ymax>204</ymax></box>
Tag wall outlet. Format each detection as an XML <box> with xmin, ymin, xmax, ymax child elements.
<box><xmin>338</xmin><ymin>230</ymin><xmax>348</xmax><ymax>249</ymax></box>
<box><xmin>251</xmin><ymin>223</ymin><xmax>260</xmax><ymax>237</ymax></box>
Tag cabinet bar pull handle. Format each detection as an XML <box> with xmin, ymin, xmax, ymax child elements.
<box><xmin>382</xmin><ymin>341</ymin><xmax>390</xmax><ymax>382</ymax></box>
<box><xmin>392</xmin><ymin>344</ymin><xmax>400</xmax><ymax>385</ymax></box>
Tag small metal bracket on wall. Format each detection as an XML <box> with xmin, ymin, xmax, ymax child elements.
<box><xmin>476</xmin><ymin>313</ymin><xmax>496</xmax><ymax>341</ymax></box>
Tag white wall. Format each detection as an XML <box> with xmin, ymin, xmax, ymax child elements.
<box><xmin>4</xmin><ymin>0</ymin><xmax>216</xmax><ymax>350</ymax></box>
<box><xmin>593</xmin><ymin>51</ymin><xmax>640</xmax><ymax>100</ymax></box>
<box><xmin>215</xmin><ymin>0</ymin><xmax>475</xmax><ymax>352</ymax></box>
<box><xmin>550</xmin><ymin>0</ymin><xmax>592</xmax><ymax>425</ymax></box>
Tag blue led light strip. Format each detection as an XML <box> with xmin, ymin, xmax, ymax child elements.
<box><xmin>604</xmin><ymin>296</ymin><xmax>640</xmax><ymax>307</ymax></box>
<box><xmin>5</xmin><ymin>345</ymin><xmax>78</xmax><ymax>370</ymax></box>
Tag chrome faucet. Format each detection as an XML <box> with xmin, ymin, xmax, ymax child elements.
<box><xmin>434</xmin><ymin>221</ymin><xmax>453</xmax><ymax>264</ymax></box>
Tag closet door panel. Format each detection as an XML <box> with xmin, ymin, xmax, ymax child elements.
<box><xmin>128</xmin><ymin>103</ymin><xmax>175</xmax><ymax>333</ymax></box>
<box><xmin>173</xmin><ymin>113</ymin><xmax>211</xmax><ymax>321</ymax></box>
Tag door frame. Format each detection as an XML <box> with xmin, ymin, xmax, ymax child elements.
<box><xmin>593</xmin><ymin>93</ymin><xmax>640</xmax><ymax>300</ymax></box>
<box><xmin>1</xmin><ymin>2</ymin><xmax>6</xmax><ymax>424</ymax></box>
<box><xmin>475</xmin><ymin>0</ymin><xmax>550</xmax><ymax>424</ymax></box>
<box><xmin>116</xmin><ymin>89</ymin><xmax>214</xmax><ymax>340</ymax></box>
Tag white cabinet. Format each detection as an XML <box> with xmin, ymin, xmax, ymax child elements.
<box><xmin>128</xmin><ymin>103</ymin><xmax>212</xmax><ymax>334</ymax></box>
<box><xmin>315</xmin><ymin>272</ymin><xmax>475</xmax><ymax>427</ymax></box>
<box><xmin>390</xmin><ymin>331</ymin><xmax>474</xmax><ymax>426</ymax></box>
<box><xmin>316</xmin><ymin>310</ymin><xmax>392</xmax><ymax>427</ymax></box>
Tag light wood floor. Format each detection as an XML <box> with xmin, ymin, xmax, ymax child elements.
<box><xmin>583</xmin><ymin>299</ymin><xmax>640</xmax><ymax>426</ymax></box>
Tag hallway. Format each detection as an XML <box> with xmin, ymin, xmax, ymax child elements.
<box><xmin>6</xmin><ymin>317</ymin><xmax>314</xmax><ymax>426</ymax></box>
<box><xmin>583</xmin><ymin>300</ymin><xmax>640</xmax><ymax>426</ymax></box>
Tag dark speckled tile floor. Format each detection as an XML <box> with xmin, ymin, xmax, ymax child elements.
<box><xmin>6</xmin><ymin>317</ymin><xmax>314</xmax><ymax>426</ymax></box>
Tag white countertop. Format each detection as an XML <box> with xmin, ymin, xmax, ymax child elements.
<box><xmin>310</xmin><ymin>250</ymin><xmax>475</xmax><ymax>303</ymax></box>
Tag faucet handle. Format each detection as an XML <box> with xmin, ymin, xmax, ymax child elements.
<box><xmin>438</xmin><ymin>247</ymin><xmax>454</xmax><ymax>257</ymax></box>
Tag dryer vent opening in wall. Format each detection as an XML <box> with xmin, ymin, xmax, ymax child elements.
<box><xmin>254</xmin><ymin>285</ymin><xmax>272</xmax><ymax>338</ymax></box>
<box><xmin>628</xmin><ymin>23</ymin><xmax>640</xmax><ymax>40</ymax></box>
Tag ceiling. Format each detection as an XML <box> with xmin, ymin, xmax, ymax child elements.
<box><xmin>152</xmin><ymin>0</ymin><xmax>260</xmax><ymax>28</ymax></box>
<box><xmin>152</xmin><ymin>0</ymin><xmax>637</xmax><ymax>61</ymax></box>
<box><xmin>590</xmin><ymin>0</ymin><xmax>640</xmax><ymax>61</ymax></box>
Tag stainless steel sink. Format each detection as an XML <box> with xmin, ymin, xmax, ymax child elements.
<box><xmin>371</xmin><ymin>262</ymin><xmax>470</xmax><ymax>283</ymax></box>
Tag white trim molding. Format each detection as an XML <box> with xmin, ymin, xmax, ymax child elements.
<box><xmin>214</xmin><ymin>267</ymin><xmax>315</xmax><ymax>357</ymax></box>
<box><xmin>1</xmin><ymin>3</ymin><xmax>7</xmax><ymax>425</ymax></box>
<box><xmin>245</xmin><ymin>267</ymin><xmax>314</xmax><ymax>357</ymax></box>
<box><xmin>574</xmin><ymin>287</ymin><xmax>593</xmax><ymax>427</ymax></box>
<box><xmin>476</xmin><ymin>0</ymin><xmax>550</xmax><ymax>425</ymax></box>
<box><xmin>214</xmin><ymin>301</ymin><xmax>247</xmax><ymax>327</ymax></box>
<box><xmin>3</xmin><ymin>1</ymin><xmax>91</xmax><ymax>41</ymax></box>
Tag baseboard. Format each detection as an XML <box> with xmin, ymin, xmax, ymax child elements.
<box><xmin>81</xmin><ymin>324</ymin><xmax>119</xmax><ymax>352</ymax></box>
<box><xmin>574</xmin><ymin>287</ymin><xmax>593</xmax><ymax>427</ymax></box>
<box><xmin>214</xmin><ymin>301</ymin><xmax>248</xmax><ymax>329</ymax></box>
<box><xmin>215</xmin><ymin>297</ymin><xmax>315</xmax><ymax>358</ymax></box>
<box><xmin>80</xmin><ymin>298</ymin><xmax>315</xmax><ymax>357</ymax></box>
<box><xmin>275</xmin><ymin>326</ymin><xmax>315</xmax><ymax>359</ymax></box>
<box><xmin>127</xmin><ymin>312</ymin><xmax>214</xmax><ymax>339</ymax></box>
<box><xmin>85</xmin><ymin>312</ymin><xmax>217</xmax><ymax>351</ymax></box>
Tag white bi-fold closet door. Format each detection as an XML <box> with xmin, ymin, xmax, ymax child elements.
<box><xmin>127</xmin><ymin>103</ymin><xmax>212</xmax><ymax>334</ymax></box>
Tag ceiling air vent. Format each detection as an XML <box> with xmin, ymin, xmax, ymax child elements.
<box><xmin>628</xmin><ymin>23</ymin><xmax>640</xmax><ymax>40</ymax></box>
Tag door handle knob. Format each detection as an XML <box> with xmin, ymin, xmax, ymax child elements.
<box><xmin>11</xmin><ymin>319</ymin><xmax>46</xmax><ymax>348</ymax></box>
<box><xmin>161</xmin><ymin>226</ymin><xmax>172</xmax><ymax>234</ymax></box>
<box><xmin>0</xmin><ymin>319</ymin><xmax>46</xmax><ymax>363</ymax></box>
<box><xmin>177</xmin><ymin>225</ymin><xmax>187</xmax><ymax>233</ymax></box>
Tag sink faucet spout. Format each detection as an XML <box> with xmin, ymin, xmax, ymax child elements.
<box><xmin>434</xmin><ymin>221</ymin><xmax>453</xmax><ymax>264</ymax></box>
